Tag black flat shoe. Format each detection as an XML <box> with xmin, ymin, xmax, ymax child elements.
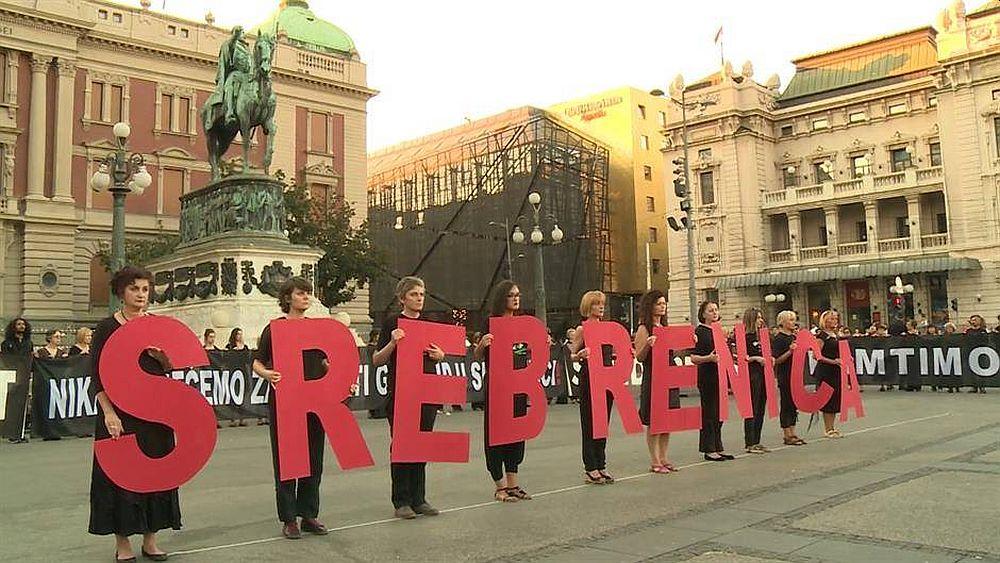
<box><xmin>719</xmin><ymin>453</ymin><xmax>735</xmax><ymax>460</ymax></box>
<box><xmin>704</xmin><ymin>454</ymin><xmax>727</xmax><ymax>461</ymax></box>
<box><xmin>114</xmin><ymin>552</ymin><xmax>136</xmax><ymax>563</ymax></box>
<box><xmin>141</xmin><ymin>549</ymin><xmax>168</xmax><ymax>561</ymax></box>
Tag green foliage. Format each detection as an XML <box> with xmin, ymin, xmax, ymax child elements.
<box><xmin>97</xmin><ymin>234</ymin><xmax>180</xmax><ymax>272</ymax></box>
<box><xmin>283</xmin><ymin>181</ymin><xmax>385</xmax><ymax>308</ymax></box>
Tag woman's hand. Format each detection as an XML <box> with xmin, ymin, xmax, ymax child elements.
<box><xmin>479</xmin><ymin>334</ymin><xmax>494</xmax><ymax>348</ymax></box>
<box><xmin>576</xmin><ymin>347</ymin><xmax>591</xmax><ymax>361</ymax></box>
<box><xmin>646</xmin><ymin>335</ymin><xmax>657</xmax><ymax>349</ymax></box>
<box><xmin>427</xmin><ymin>344</ymin><xmax>445</xmax><ymax>361</ymax></box>
<box><xmin>349</xmin><ymin>383</ymin><xmax>359</xmax><ymax>394</ymax></box>
<box><xmin>391</xmin><ymin>328</ymin><xmax>406</xmax><ymax>342</ymax></box>
<box><xmin>708</xmin><ymin>351</ymin><xmax>719</xmax><ymax>363</ymax></box>
<box><xmin>261</xmin><ymin>369</ymin><xmax>282</xmax><ymax>384</ymax></box>
<box><xmin>104</xmin><ymin>412</ymin><xmax>124</xmax><ymax>439</ymax></box>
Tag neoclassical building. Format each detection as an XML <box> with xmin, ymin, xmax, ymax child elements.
<box><xmin>662</xmin><ymin>1</ymin><xmax>1000</xmax><ymax>329</ymax></box>
<box><xmin>0</xmin><ymin>0</ymin><xmax>373</xmax><ymax>339</ymax></box>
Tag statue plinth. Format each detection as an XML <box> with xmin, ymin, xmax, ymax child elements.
<box><xmin>178</xmin><ymin>173</ymin><xmax>287</xmax><ymax>248</ymax></box>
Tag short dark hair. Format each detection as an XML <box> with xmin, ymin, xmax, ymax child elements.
<box><xmin>697</xmin><ymin>300</ymin><xmax>717</xmax><ymax>324</ymax></box>
<box><xmin>278</xmin><ymin>277</ymin><xmax>313</xmax><ymax>313</ymax></box>
<box><xmin>44</xmin><ymin>329</ymin><xmax>60</xmax><ymax>343</ymax></box>
<box><xmin>203</xmin><ymin>328</ymin><xmax>215</xmax><ymax>339</ymax></box>
<box><xmin>110</xmin><ymin>266</ymin><xmax>154</xmax><ymax>299</ymax></box>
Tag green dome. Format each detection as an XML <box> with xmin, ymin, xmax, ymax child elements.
<box><xmin>256</xmin><ymin>0</ymin><xmax>357</xmax><ymax>57</ymax></box>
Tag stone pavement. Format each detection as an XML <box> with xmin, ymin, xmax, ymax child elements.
<box><xmin>1</xmin><ymin>391</ymin><xmax>998</xmax><ymax>562</ymax></box>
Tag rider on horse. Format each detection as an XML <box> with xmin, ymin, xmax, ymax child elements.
<box><xmin>211</xmin><ymin>26</ymin><xmax>252</xmax><ymax>126</ymax></box>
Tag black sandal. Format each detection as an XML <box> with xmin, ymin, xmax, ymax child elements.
<box><xmin>507</xmin><ymin>486</ymin><xmax>532</xmax><ymax>500</ymax></box>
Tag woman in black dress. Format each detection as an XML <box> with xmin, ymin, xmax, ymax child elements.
<box><xmin>474</xmin><ymin>280</ymin><xmax>532</xmax><ymax>502</ymax></box>
<box><xmin>816</xmin><ymin>310</ymin><xmax>843</xmax><ymax>438</ymax></box>
<box><xmin>771</xmin><ymin>310</ymin><xmax>805</xmax><ymax>445</ymax></box>
<box><xmin>570</xmin><ymin>290</ymin><xmax>616</xmax><ymax>484</ymax></box>
<box><xmin>69</xmin><ymin>327</ymin><xmax>93</xmax><ymax>356</ymax></box>
<box><xmin>691</xmin><ymin>301</ymin><xmax>734</xmax><ymax>461</ymax></box>
<box><xmin>89</xmin><ymin>266</ymin><xmax>176</xmax><ymax>562</ymax></box>
<box><xmin>634</xmin><ymin>289</ymin><xmax>678</xmax><ymax>473</ymax></box>
<box><xmin>740</xmin><ymin>308</ymin><xmax>769</xmax><ymax>454</ymax></box>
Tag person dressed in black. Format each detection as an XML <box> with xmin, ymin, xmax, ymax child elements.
<box><xmin>226</xmin><ymin>328</ymin><xmax>251</xmax><ymax>427</ymax></box>
<box><xmin>966</xmin><ymin>315</ymin><xmax>988</xmax><ymax>393</ymax></box>
<box><xmin>252</xmin><ymin>277</ymin><xmax>333</xmax><ymax>540</ymax></box>
<box><xmin>474</xmin><ymin>280</ymin><xmax>532</xmax><ymax>502</ymax></box>
<box><xmin>740</xmin><ymin>308</ymin><xmax>770</xmax><ymax>454</ymax></box>
<box><xmin>771</xmin><ymin>310</ymin><xmax>805</xmax><ymax>446</ymax></box>
<box><xmin>691</xmin><ymin>301</ymin><xmax>734</xmax><ymax>461</ymax></box>
<box><xmin>89</xmin><ymin>266</ymin><xmax>177</xmax><ymax>562</ymax></box>
<box><xmin>1</xmin><ymin>317</ymin><xmax>33</xmax><ymax>355</ymax></box>
<box><xmin>816</xmin><ymin>310</ymin><xmax>844</xmax><ymax>438</ymax></box>
<box><xmin>634</xmin><ymin>289</ymin><xmax>679</xmax><ymax>473</ymax></box>
<box><xmin>570</xmin><ymin>290</ymin><xmax>618</xmax><ymax>484</ymax></box>
<box><xmin>69</xmin><ymin>327</ymin><xmax>93</xmax><ymax>356</ymax></box>
<box><xmin>35</xmin><ymin>329</ymin><xmax>67</xmax><ymax>359</ymax></box>
<box><xmin>372</xmin><ymin>276</ymin><xmax>445</xmax><ymax>520</ymax></box>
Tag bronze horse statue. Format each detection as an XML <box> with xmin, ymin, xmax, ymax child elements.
<box><xmin>201</xmin><ymin>33</ymin><xmax>278</xmax><ymax>180</ymax></box>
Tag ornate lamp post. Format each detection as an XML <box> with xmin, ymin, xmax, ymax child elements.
<box><xmin>89</xmin><ymin>121</ymin><xmax>153</xmax><ymax>312</ymax></box>
<box><xmin>511</xmin><ymin>191</ymin><xmax>563</xmax><ymax>327</ymax></box>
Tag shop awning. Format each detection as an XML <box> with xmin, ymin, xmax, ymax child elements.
<box><xmin>715</xmin><ymin>256</ymin><xmax>982</xmax><ymax>290</ymax></box>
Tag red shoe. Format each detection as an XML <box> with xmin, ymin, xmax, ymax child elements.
<box><xmin>282</xmin><ymin>521</ymin><xmax>302</xmax><ymax>540</ymax></box>
<box><xmin>301</xmin><ymin>518</ymin><xmax>328</xmax><ymax>535</ymax></box>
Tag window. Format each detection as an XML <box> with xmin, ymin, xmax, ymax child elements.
<box><xmin>698</xmin><ymin>148</ymin><xmax>712</xmax><ymax>160</ymax></box>
<box><xmin>848</xmin><ymin>111</ymin><xmax>866</xmax><ymax>123</ymax></box>
<box><xmin>699</xmin><ymin>170</ymin><xmax>715</xmax><ymax>205</ymax></box>
<box><xmin>811</xmin><ymin>118</ymin><xmax>829</xmax><ymax>131</ymax></box>
<box><xmin>818</xmin><ymin>225</ymin><xmax>828</xmax><ymax>246</ymax></box>
<box><xmin>180</xmin><ymin>28</ymin><xmax>190</xmax><ymax>39</ymax></box>
<box><xmin>178</xmin><ymin>97</ymin><xmax>191</xmax><ymax>133</ymax></box>
<box><xmin>850</xmin><ymin>155</ymin><xmax>870</xmax><ymax>178</ymax></box>
<box><xmin>310</xmin><ymin>183</ymin><xmax>333</xmax><ymax>212</ymax></box>
<box><xmin>91</xmin><ymin>81</ymin><xmax>104</xmax><ymax>120</ymax></box>
<box><xmin>856</xmin><ymin>221</ymin><xmax>867</xmax><ymax>242</ymax></box>
<box><xmin>813</xmin><ymin>161</ymin><xmax>833</xmax><ymax>182</ymax></box>
<box><xmin>110</xmin><ymin>85</ymin><xmax>123</xmax><ymax>122</ymax></box>
<box><xmin>160</xmin><ymin>94</ymin><xmax>173</xmax><ymax>132</ymax></box>
<box><xmin>995</xmin><ymin>117</ymin><xmax>1000</xmax><ymax>157</ymax></box>
<box><xmin>888</xmin><ymin>102</ymin><xmax>907</xmax><ymax>115</ymax></box>
<box><xmin>780</xmin><ymin>124</ymin><xmax>794</xmax><ymax>137</ymax></box>
<box><xmin>648</xmin><ymin>227</ymin><xmax>658</xmax><ymax>243</ymax></box>
<box><xmin>112</xmin><ymin>12</ymin><xmax>123</xmax><ymax>24</ymax></box>
<box><xmin>310</xmin><ymin>111</ymin><xmax>329</xmax><ymax>153</ymax></box>
<box><xmin>645</xmin><ymin>196</ymin><xmax>655</xmax><ymax>212</ymax></box>
<box><xmin>929</xmin><ymin>142</ymin><xmax>942</xmax><ymax>166</ymax></box>
<box><xmin>89</xmin><ymin>255</ymin><xmax>110</xmax><ymax>309</ymax></box>
<box><xmin>993</xmin><ymin>89</ymin><xmax>1000</xmax><ymax>101</ymax></box>
<box><xmin>97</xmin><ymin>9</ymin><xmax>108</xmax><ymax>19</ymax></box>
<box><xmin>637</xmin><ymin>104</ymin><xmax>646</xmax><ymax>119</ymax></box>
<box><xmin>895</xmin><ymin>216</ymin><xmax>909</xmax><ymax>238</ymax></box>
<box><xmin>658</xmin><ymin>111</ymin><xmax>667</xmax><ymax>128</ymax></box>
<box><xmin>890</xmin><ymin>148</ymin><xmax>911</xmax><ymax>172</ymax></box>
<box><xmin>167</xmin><ymin>25</ymin><xmax>176</xmax><ymax>35</ymax></box>
<box><xmin>705</xmin><ymin>289</ymin><xmax>720</xmax><ymax>304</ymax></box>
<box><xmin>643</xmin><ymin>165</ymin><xmax>652</xmax><ymax>181</ymax></box>
<box><xmin>782</xmin><ymin>166</ymin><xmax>798</xmax><ymax>188</ymax></box>
<box><xmin>162</xmin><ymin>168</ymin><xmax>184</xmax><ymax>215</ymax></box>
<box><xmin>928</xmin><ymin>273</ymin><xmax>949</xmax><ymax>325</ymax></box>
<box><xmin>936</xmin><ymin>212</ymin><xmax>948</xmax><ymax>234</ymax></box>
<box><xmin>651</xmin><ymin>258</ymin><xmax>661</xmax><ymax>275</ymax></box>
<box><xmin>928</xmin><ymin>96</ymin><xmax>938</xmax><ymax>107</ymax></box>
<box><xmin>0</xmin><ymin>51</ymin><xmax>7</xmax><ymax>102</ymax></box>
<box><xmin>639</xmin><ymin>135</ymin><xmax>649</xmax><ymax>150</ymax></box>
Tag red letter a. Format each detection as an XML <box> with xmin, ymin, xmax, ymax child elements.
<box><xmin>487</xmin><ymin>316</ymin><xmax>548</xmax><ymax>446</ymax></box>
<box><xmin>271</xmin><ymin>318</ymin><xmax>374</xmax><ymax>481</ymax></box>
<box><xmin>581</xmin><ymin>319</ymin><xmax>643</xmax><ymax>439</ymax></box>
<box><xmin>94</xmin><ymin>316</ymin><xmax>216</xmax><ymax>493</ymax></box>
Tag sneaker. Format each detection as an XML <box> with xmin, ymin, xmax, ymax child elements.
<box><xmin>301</xmin><ymin>518</ymin><xmax>328</xmax><ymax>535</ymax></box>
<box><xmin>394</xmin><ymin>506</ymin><xmax>417</xmax><ymax>520</ymax></box>
<box><xmin>412</xmin><ymin>503</ymin><xmax>440</xmax><ymax>516</ymax></box>
<box><xmin>282</xmin><ymin>521</ymin><xmax>302</xmax><ymax>539</ymax></box>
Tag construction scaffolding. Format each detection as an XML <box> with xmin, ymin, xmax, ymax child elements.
<box><xmin>367</xmin><ymin>107</ymin><xmax>612</xmax><ymax>332</ymax></box>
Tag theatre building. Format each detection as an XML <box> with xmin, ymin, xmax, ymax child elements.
<box><xmin>662</xmin><ymin>1</ymin><xmax>1000</xmax><ymax>329</ymax></box>
<box><xmin>0</xmin><ymin>0</ymin><xmax>373</xmax><ymax>336</ymax></box>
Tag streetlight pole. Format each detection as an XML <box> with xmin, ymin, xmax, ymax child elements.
<box><xmin>89</xmin><ymin>122</ymin><xmax>153</xmax><ymax>313</ymax></box>
<box><xmin>679</xmin><ymin>87</ymin><xmax>698</xmax><ymax>327</ymax></box>
<box><xmin>512</xmin><ymin>192</ymin><xmax>563</xmax><ymax>328</ymax></box>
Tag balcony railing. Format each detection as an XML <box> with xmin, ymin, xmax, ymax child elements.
<box><xmin>873</xmin><ymin>171</ymin><xmax>905</xmax><ymax>189</ymax></box>
<box><xmin>769</xmin><ymin>249</ymin><xmax>792</xmax><ymax>263</ymax></box>
<box><xmin>762</xmin><ymin>165</ymin><xmax>945</xmax><ymax>209</ymax></box>
<box><xmin>921</xmin><ymin>232</ymin><xmax>949</xmax><ymax>248</ymax></box>
<box><xmin>833</xmin><ymin>178</ymin><xmax>864</xmax><ymax>194</ymax></box>
<box><xmin>878</xmin><ymin>237</ymin><xmax>911</xmax><ymax>253</ymax></box>
<box><xmin>795</xmin><ymin>184</ymin><xmax>824</xmax><ymax>198</ymax></box>
<box><xmin>916</xmin><ymin>166</ymin><xmax>943</xmax><ymax>183</ymax></box>
<box><xmin>763</xmin><ymin>190</ymin><xmax>787</xmax><ymax>205</ymax></box>
<box><xmin>837</xmin><ymin>241</ymin><xmax>869</xmax><ymax>256</ymax></box>
<box><xmin>800</xmin><ymin>245</ymin><xmax>828</xmax><ymax>260</ymax></box>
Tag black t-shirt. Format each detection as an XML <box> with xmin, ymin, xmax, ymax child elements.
<box><xmin>693</xmin><ymin>324</ymin><xmax>716</xmax><ymax>378</ymax></box>
<box><xmin>254</xmin><ymin>319</ymin><xmax>327</xmax><ymax>380</ymax></box>
<box><xmin>376</xmin><ymin>314</ymin><xmax>437</xmax><ymax>407</ymax></box>
<box><xmin>771</xmin><ymin>331</ymin><xmax>795</xmax><ymax>378</ymax></box>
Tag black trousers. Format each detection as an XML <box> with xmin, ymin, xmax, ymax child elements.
<box><xmin>268</xmin><ymin>402</ymin><xmax>324</xmax><ymax>523</ymax></box>
<box><xmin>743</xmin><ymin>369</ymin><xmax>766</xmax><ymax>447</ymax></box>
<box><xmin>579</xmin><ymin>386</ymin><xmax>613</xmax><ymax>472</ymax></box>
<box><xmin>388</xmin><ymin>404</ymin><xmax>438</xmax><ymax>509</ymax></box>
<box><xmin>485</xmin><ymin>442</ymin><xmax>525</xmax><ymax>482</ymax></box>
<box><xmin>776</xmin><ymin>370</ymin><xmax>798</xmax><ymax>429</ymax></box>
<box><xmin>698</xmin><ymin>370</ymin><xmax>724</xmax><ymax>453</ymax></box>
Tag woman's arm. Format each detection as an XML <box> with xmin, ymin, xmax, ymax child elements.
<box><xmin>568</xmin><ymin>325</ymin><xmax>588</xmax><ymax>361</ymax></box>
<box><xmin>633</xmin><ymin>325</ymin><xmax>651</xmax><ymax>362</ymax></box>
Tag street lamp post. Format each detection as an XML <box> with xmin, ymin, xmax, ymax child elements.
<box><xmin>511</xmin><ymin>192</ymin><xmax>563</xmax><ymax>327</ymax></box>
<box><xmin>89</xmin><ymin>121</ymin><xmax>153</xmax><ymax>313</ymax></box>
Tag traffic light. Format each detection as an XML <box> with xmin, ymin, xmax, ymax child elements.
<box><xmin>672</xmin><ymin>157</ymin><xmax>687</xmax><ymax>198</ymax></box>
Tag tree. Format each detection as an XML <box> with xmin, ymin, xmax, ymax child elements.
<box><xmin>96</xmin><ymin>233</ymin><xmax>180</xmax><ymax>272</ymax></box>
<box><xmin>284</xmin><ymin>181</ymin><xmax>385</xmax><ymax>308</ymax></box>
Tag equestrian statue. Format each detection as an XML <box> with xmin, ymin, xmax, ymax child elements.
<box><xmin>201</xmin><ymin>26</ymin><xmax>278</xmax><ymax>180</ymax></box>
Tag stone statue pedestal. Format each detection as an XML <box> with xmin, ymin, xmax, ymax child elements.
<box><xmin>147</xmin><ymin>174</ymin><xmax>327</xmax><ymax>346</ymax></box>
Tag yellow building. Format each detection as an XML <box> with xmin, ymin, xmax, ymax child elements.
<box><xmin>550</xmin><ymin>87</ymin><xmax>672</xmax><ymax>296</ymax></box>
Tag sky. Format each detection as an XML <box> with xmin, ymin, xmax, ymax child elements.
<box><xmin>122</xmin><ymin>0</ymin><xmax>953</xmax><ymax>151</ymax></box>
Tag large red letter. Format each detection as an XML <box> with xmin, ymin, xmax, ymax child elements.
<box><xmin>94</xmin><ymin>316</ymin><xmax>216</xmax><ymax>493</ymax></box>
<box><xmin>271</xmin><ymin>318</ymin><xmax>374</xmax><ymax>480</ymax></box>
<box><xmin>650</xmin><ymin>325</ymin><xmax>701</xmax><ymax>433</ymax></box>
<box><xmin>581</xmin><ymin>320</ymin><xmax>643</xmax><ymax>439</ymax></box>
<box><xmin>838</xmin><ymin>340</ymin><xmax>865</xmax><ymax>422</ymax></box>
<box><xmin>391</xmin><ymin>318</ymin><xmax>469</xmax><ymax>463</ymax></box>
<box><xmin>712</xmin><ymin>322</ymin><xmax>753</xmax><ymax>421</ymax></box>
<box><xmin>757</xmin><ymin>328</ymin><xmax>781</xmax><ymax>419</ymax></box>
<box><xmin>487</xmin><ymin>316</ymin><xmax>548</xmax><ymax>446</ymax></box>
<box><xmin>789</xmin><ymin>330</ymin><xmax>834</xmax><ymax>412</ymax></box>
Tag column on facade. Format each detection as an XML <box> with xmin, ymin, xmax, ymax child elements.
<box><xmin>824</xmin><ymin>206</ymin><xmax>839</xmax><ymax>257</ymax></box>
<box><xmin>52</xmin><ymin>59</ymin><xmax>77</xmax><ymax>201</ymax></box>
<box><xmin>906</xmin><ymin>195</ymin><xmax>921</xmax><ymax>250</ymax></box>
<box><xmin>863</xmin><ymin>200</ymin><xmax>879</xmax><ymax>254</ymax></box>
<box><xmin>788</xmin><ymin>211</ymin><xmax>802</xmax><ymax>262</ymax></box>
<box><xmin>26</xmin><ymin>54</ymin><xmax>49</xmax><ymax>198</ymax></box>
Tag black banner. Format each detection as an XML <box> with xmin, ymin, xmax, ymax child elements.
<box><xmin>849</xmin><ymin>333</ymin><xmax>1000</xmax><ymax>386</ymax></box>
<box><xmin>0</xmin><ymin>354</ymin><xmax>31</xmax><ymax>441</ymax></box>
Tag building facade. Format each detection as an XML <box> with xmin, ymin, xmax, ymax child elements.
<box><xmin>0</xmin><ymin>0</ymin><xmax>373</xmax><ymax>340</ymax></box>
<box><xmin>662</xmin><ymin>1</ymin><xmax>1000</xmax><ymax>330</ymax></box>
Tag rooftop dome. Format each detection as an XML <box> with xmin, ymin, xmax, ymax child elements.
<box><xmin>255</xmin><ymin>0</ymin><xmax>357</xmax><ymax>57</ymax></box>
